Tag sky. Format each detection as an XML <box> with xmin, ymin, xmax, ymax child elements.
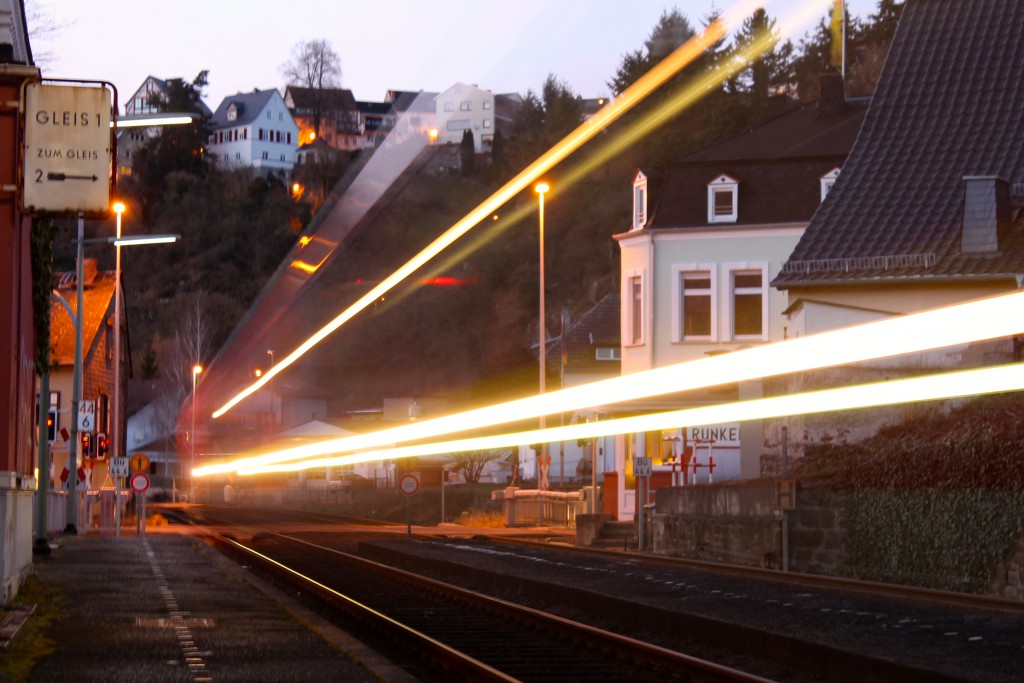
<box><xmin>28</xmin><ymin>0</ymin><xmax>881</xmax><ymax>113</ymax></box>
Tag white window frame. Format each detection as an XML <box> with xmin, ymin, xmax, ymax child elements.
<box><xmin>707</xmin><ymin>174</ymin><xmax>738</xmax><ymax>223</ymax></box>
<box><xmin>632</xmin><ymin>171</ymin><xmax>648</xmax><ymax>230</ymax></box>
<box><xmin>723</xmin><ymin>261</ymin><xmax>769</xmax><ymax>341</ymax></box>
<box><xmin>624</xmin><ymin>269</ymin><xmax>645</xmax><ymax>347</ymax></box>
<box><xmin>595</xmin><ymin>347</ymin><xmax>620</xmax><ymax>361</ymax></box>
<box><xmin>672</xmin><ymin>263</ymin><xmax>718</xmax><ymax>342</ymax></box>
<box><xmin>820</xmin><ymin>167</ymin><xmax>840</xmax><ymax>202</ymax></box>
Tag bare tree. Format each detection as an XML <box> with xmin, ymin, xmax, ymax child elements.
<box><xmin>450</xmin><ymin>449</ymin><xmax>510</xmax><ymax>485</ymax></box>
<box><xmin>25</xmin><ymin>1</ymin><xmax>71</xmax><ymax>68</ymax></box>
<box><xmin>281</xmin><ymin>39</ymin><xmax>343</xmax><ymax>140</ymax></box>
<box><xmin>165</xmin><ymin>292</ymin><xmax>213</xmax><ymax>395</ymax></box>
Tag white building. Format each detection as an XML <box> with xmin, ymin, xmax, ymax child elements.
<box><xmin>434</xmin><ymin>82</ymin><xmax>496</xmax><ymax>152</ymax></box>
<box><xmin>207</xmin><ymin>89</ymin><xmax>299</xmax><ymax>176</ymax></box>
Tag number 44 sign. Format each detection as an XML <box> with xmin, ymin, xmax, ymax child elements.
<box><xmin>77</xmin><ymin>400</ymin><xmax>95</xmax><ymax>432</ymax></box>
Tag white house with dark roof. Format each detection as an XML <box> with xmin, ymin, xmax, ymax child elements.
<box><xmin>771</xmin><ymin>0</ymin><xmax>1024</xmax><ymax>456</ymax></box>
<box><xmin>207</xmin><ymin>89</ymin><xmax>299</xmax><ymax>176</ymax></box>
<box><xmin>774</xmin><ymin>0</ymin><xmax>1024</xmax><ymax>339</ymax></box>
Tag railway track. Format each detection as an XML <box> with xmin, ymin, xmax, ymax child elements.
<box><xmin>172</xmin><ymin>507</ymin><xmax>772</xmax><ymax>682</ymax></box>
<box><xmin>166</xmin><ymin>506</ymin><xmax>1024</xmax><ymax>682</ymax></box>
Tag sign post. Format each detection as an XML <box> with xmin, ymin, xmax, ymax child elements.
<box><xmin>634</xmin><ymin>457</ymin><xmax>652</xmax><ymax>551</ymax></box>
<box><xmin>399</xmin><ymin>473</ymin><xmax>420</xmax><ymax>539</ymax></box>
<box><xmin>110</xmin><ymin>456</ymin><xmax>128</xmax><ymax>536</ymax></box>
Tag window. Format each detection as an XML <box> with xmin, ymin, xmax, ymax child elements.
<box><xmin>672</xmin><ymin>264</ymin><xmax>717</xmax><ymax>342</ymax></box>
<box><xmin>287</xmin><ymin>132</ymin><xmax>292</xmax><ymax>144</ymax></box>
<box><xmin>447</xmin><ymin>119</ymin><xmax>471</xmax><ymax>131</ymax></box>
<box><xmin>258</xmin><ymin>128</ymin><xmax>264</xmax><ymax>141</ymax></box>
<box><xmin>235</xmin><ymin>152</ymin><xmax>241</xmax><ymax>160</ymax></box>
<box><xmin>820</xmin><ymin>167</ymin><xmax>840</xmax><ymax>202</ymax></box>
<box><xmin>444</xmin><ymin>102</ymin><xmax>455</xmax><ymax>112</ymax></box>
<box><xmin>262</xmin><ymin>151</ymin><xmax>268</xmax><ymax>160</ymax></box>
<box><xmin>625</xmin><ymin>272</ymin><xmax>644</xmax><ymax>346</ymax></box>
<box><xmin>595</xmin><ymin>347</ymin><xmax>620</xmax><ymax>361</ymax></box>
<box><xmin>483</xmin><ymin>100</ymin><xmax>492</xmax><ymax>110</ymax></box>
<box><xmin>707</xmin><ymin>174</ymin><xmax>738</xmax><ymax>223</ymax></box>
<box><xmin>460</xmin><ymin>101</ymin><xmax>471</xmax><ymax>111</ymax></box>
<box><xmin>726</xmin><ymin>263</ymin><xmax>768</xmax><ymax>340</ymax></box>
<box><xmin>243</xmin><ymin>129</ymin><xmax>248</xmax><ymax>140</ymax></box>
<box><xmin>632</xmin><ymin>171</ymin><xmax>648</xmax><ymax>230</ymax></box>
<box><xmin>482</xmin><ymin>119</ymin><xmax>491</xmax><ymax>129</ymax></box>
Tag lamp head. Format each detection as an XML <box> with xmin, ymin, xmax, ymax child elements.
<box><xmin>113</xmin><ymin>201</ymin><xmax>126</xmax><ymax>215</ymax></box>
<box><xmin>535</xmin><ymin>182</ymin><xmax>550</xmax><ymax>195</ymax></box>
<box><xmin>193</xmin><ymin>365</ymin><xmax>203</xmax><ymax>376</ymax></box>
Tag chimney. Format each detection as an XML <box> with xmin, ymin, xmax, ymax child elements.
<box><xmin>961</xmin><ymin>176</ymin><xmax>1010</xmax><ymax>253</ymax></box>
<box><xmin>82</xmin><ymin>258</ymin><xmax>99</xmax><ymax>285</ymax></box>
<box><xmin>817</xmin><ymin>72</ymin><xmax>847</xmax><ymax>117</ymax></box>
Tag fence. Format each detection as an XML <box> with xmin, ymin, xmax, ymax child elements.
<box><xmin>492</xmin><ymin>488</ymin><xmax>588</xmax><ymax>528</ymax></box>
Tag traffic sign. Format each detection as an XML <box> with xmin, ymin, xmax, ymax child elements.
<box><xmin>634</xmin><ymin>456</ymin><xmax>652</xmax><ymax>478</ymax></box>
<box><xmin>22</xmin><ymin>82</ymin><xmax>114</xmax><ymax>215</ymax></box>
<box><xmin>130</xmin><ymin>453</ymin><xmax>150</xmax><ymax>473</ymax></box>
<box><xmin>399</xmin><ymin>472</ymin><xmax>420</xmax><ymax>496</ymax></box>
<box><xmin>109</xmin><ymin>456</ymin><xmax>129</xmax><ymax>477</ymax></box>
<box><xmin>129</xmin><ymin>472</ymin><xmax>150</xmax><ymax>494</ymax></box>
<box><xmin>77</xmin><ymin>399</ymin><xmax>95</xmax><ymax>432</ymax></box>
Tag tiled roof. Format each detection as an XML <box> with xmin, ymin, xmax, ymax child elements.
<box><xmin>50</xmin><ymin>272</ymin><xmax>116</xmax><ymax>366</ymax></box>
<box><xmin>644</xmin><ymin>90</ymin><xmax>865</xmax><ymax>230</ymax></box>
<box><xmin>209</xmin><ymin>89</ymin><xmax>279</xmax><ymax>129</ymax></box>
<box><xmin>285</xmin><ymin>86</ymin><xmax>357</xmax><ymax>112</ymax></box>
<box><xmin>547</xmin><ymin>293</ymin><xmax>620</xmax><ymax>374</ymax></box>
<box><xmin>774</xmin><ymin>0</ymin><xmax>1024</xmax><ymax>287</ymax></box>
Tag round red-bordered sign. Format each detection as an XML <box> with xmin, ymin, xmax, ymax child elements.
<box><xmin>398</xmin><ymin>473</ymin><xmax>419</xmax><ymax>496</ymax></box>
<box><xmin>129</xmin><ymin>472</ymin><xmax>150</xmax><ymax>494</ymax></box>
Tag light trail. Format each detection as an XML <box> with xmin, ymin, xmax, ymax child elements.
<box><xmin>210</xmin><ymin>0</ymin><xmax>777</xmax><ymax>420</ymax></box>
<box><xmin>237</xmin><ymin>363</ymin><xmax>1024</xmax><ymax>475</ymax></box>
<box><xmin>194</xmin><ymin>290</ymin><xmax>1024</xmax><ymax>477</ymax></box>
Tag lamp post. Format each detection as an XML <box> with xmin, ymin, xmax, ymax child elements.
<box><xmin>64</xmin><ymin>213</ymin><xmax>86</xmax><ymax>534</ymax></box>
<box><xmin>112</xmin><ymin>202</ymin><xmax>124</xmax><ymax>465</ymax></box>
<box><xmin>191</xmin><ymin>364</ymin><xmax>203</xmax><ymax>503</ymax></box>
<box><xmin>535</xmin><ymin>182</ymin><xmax>550</xmax><ymax>490</ymax></box>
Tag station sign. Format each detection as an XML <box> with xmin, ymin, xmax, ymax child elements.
<box><xmin>21</xmin><ymin>82</ymin><xmax>114</xmax><ymax>216</ymax></box>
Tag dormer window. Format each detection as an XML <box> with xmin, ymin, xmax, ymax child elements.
<box><xmin>820</xmin><ymin>167</ymin><xmax>840</xmax><ymax>202</ymax></box>
<box><xmin>632</xmin><ymin>170</ymin><xmax>648</xmax><ymax>230</ymax></box>
<box><xmin>707</xmin><ymin>174</ymin><xmax>738</xmax><ymax>223</ymax></box>
<box><xmin>226</xmin><ymin>103</ymin><xmax>239</xmax><ymax>122</ymax></box>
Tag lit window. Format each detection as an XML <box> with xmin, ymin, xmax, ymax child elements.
<box><xmin>820</xmin><ymin>167</ymin><xmax>840</xmax><ymax>202</ymax></box>
<box><xmin>707</xmin><ymin>174</ymin><xmax>738</xmax><ymax>223</ymax></box>
<box><xmin>727</xmin><ymin>263</ymin><xmax>767</xmax><ymax>340</ymax></box>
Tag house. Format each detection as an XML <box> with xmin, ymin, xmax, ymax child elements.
<box><xmin>116</xmin><ymin>75</ymin><xmax>212</xmax><ymax>178</ymax></box>
<box><xmin>434</xmin><ymin>82</ymin><xmax>497</xmax><ymax>152</ymax></box>
<box><xmin>771</xmin><ymin>0</ymin><xmax>1024</xmax><ymax>454</ymax></box>
<box><xmin>47</xmin><ymin>260</ymin><xmax>122</xmax><ymax>493</ymax></box>
<box><xmin>284</xmin><ymin>85</ymin><xmax>361</xmax><ymax>151</ymax></box>
<box><xmin>612</xmin><ymin>75</ymin><xmax>867</xmax><ymax>497</ymax></box>
<box><xmin>207</xmin><ymin>89</ymin><xmax>299</xmax><ymax>176</ymax></box>
<box><xmin>355</xmin><ymin>100</ymin><xmax>395</xmax><ymax>148</ymax></box>
<box><xmin>384</xmin><ymin>89</ymin><xmax>438</xmax><ymax>147</ymax></box>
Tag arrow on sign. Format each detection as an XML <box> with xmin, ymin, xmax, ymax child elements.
<box><xmin>47</xmin><ymin>172</ymin><xmax>99</xmax><ymax>182</ymax></box>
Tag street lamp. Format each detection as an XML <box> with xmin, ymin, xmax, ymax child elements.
<box><xmin>535</xmin><ymin>181</ymin><xmax>550</xmax><ymax>490</ymax></box>
<box><xmin>112</xmin><ymin>202</ymin><xmax>125</xmax><ymax>467</ymax></box>
<box><xmin>191</xmin><ymin>364</ymin><xmax>203</xmax><ymax>502</ymax></box>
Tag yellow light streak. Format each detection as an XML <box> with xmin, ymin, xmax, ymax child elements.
<box><xmin>238</xmin><ymin>363</ymin><xmax>1024</xmax><ymax>475</ymax></box>
<box><xmin>210</xmin><ymin>4</ymin><xmax>762</xmax><ymax>420</ymax></box>
<box><xmin>194</xmin><ymin>290</ymin><xmax>1024</xmax><ymax>477</ymax></box>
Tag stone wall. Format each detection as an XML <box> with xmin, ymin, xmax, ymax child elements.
<box><xmin>652</xmin><ymin>482</ymin><xmax>1024</xmax><ymax>597</ymax></box>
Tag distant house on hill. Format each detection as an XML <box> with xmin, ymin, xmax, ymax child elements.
<box><xmin>355</xmin><ymin>100</ymin><xmax>395</xmax><ymax>148</ymax></box>
<box><xmin>384</xmin><ymin>89</ymin><xmax>438</xmax><ymax>147</ymax></box>
<box><xmin>284</xmin><ymin>85</ymin><xmax>361</xmax><ymax>152</ymax></box>
<box><xmin>434</xmin><ymin>82</ymin><xmax>522</xmax><ymax>153</ymax></box>
<box><xmin>207</xmin><ymin>89</ymin><xmax>299</xmax><ymax>177</ymax></box>
<box><xmin>117</xmin><ymin>75</ymin><xmax>212</xmax><ymax>179</ymax></box>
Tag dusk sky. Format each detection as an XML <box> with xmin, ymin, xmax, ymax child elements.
<box><xmin>29</xmin><ymin>0</ymin><xmax>880</xmax><ymax>111</ymax></box>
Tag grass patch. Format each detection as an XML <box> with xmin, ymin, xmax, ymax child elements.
<box><xmin>1</xmin><ymin>576</ymin><xmax>62</xmax><ymax>683</ymax></box>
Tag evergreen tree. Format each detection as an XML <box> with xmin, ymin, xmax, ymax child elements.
<box><xmin>460</xmin><ymin>129</ymin><xmax>475</xmax><ymax>176</ymax></box>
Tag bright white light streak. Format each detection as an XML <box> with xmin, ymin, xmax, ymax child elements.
<box><xmin>238</xmin><ymin>363</ymin><xmax>1024</xmax><ymax>475</ymax></box>
<box><xmin>210</xmin><ymin>5</ymin><xmax>756</xmax><ymax>420</ymax></box>
<box><xmin>112</xmin><ymin>115</ymin><xmax>195</xmax><ymax>128</ymax></box>
<box><xmin>195</xmin><ymin>291</ymin><xmax>1024</xmax><ymax>477</ymax></box>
